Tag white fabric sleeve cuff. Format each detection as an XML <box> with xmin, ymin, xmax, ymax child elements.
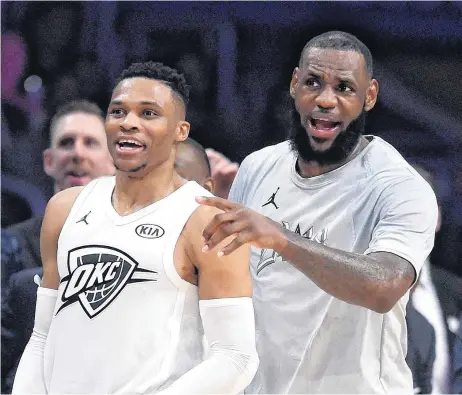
<box><xmin>12</xmin><ymin>286</ymin><xmax>58</xmax><ymax>394</ymax></box>
<box><xmin>159</xmin><ymin>297</ymin><xmax>259</xmax><ymax>394</ymax></box>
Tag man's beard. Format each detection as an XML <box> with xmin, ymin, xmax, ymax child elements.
<box><xmin>114</xmin><ymin>163</ymin><xmax>147</xmax><ymax>173</ymax></box>
<box><xmin>289</xmin><ymin>106</ymin><xmax>366</xmax><ymax>167</ymax></box>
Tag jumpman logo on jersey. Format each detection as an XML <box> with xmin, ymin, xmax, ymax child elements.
<box><xmin>76</xmin><ymin>211</ymin><xmax>91</xmax><ymax>225</ymax></box>
<box><xmin>262</xmin><ymin>187</ymin><xmax>280</xmax><ymax>209</ymax></box>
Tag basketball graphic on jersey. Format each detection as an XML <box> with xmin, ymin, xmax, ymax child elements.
<box><xmin>57</xmin><ymin>245</ymin><xmax>158</xmax><ymax>318</ymax></box>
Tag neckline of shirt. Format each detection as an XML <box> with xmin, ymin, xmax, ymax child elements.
<box><xmin>104</xmin><ymin>177</ymin><xmax>195</xmax><ymax>225</ymax></box>
<box><xmin>289</xmin><ymin>135</ymin><xmax>379</xmax><ymax>189</ymax></box>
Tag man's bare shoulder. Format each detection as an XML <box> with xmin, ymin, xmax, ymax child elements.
<box><xmin>186</xmin><ymin>204</ymin><xmax>224</xmax><ymax>232</ymax></box>
<box><xmin>40</xmin><ymin>186</ymin><xmax>85</xmax><ymax>289</ymax></box>
<box><xmin>182</xmin><ymin>202</ymin><xmax>252</xmax><ymax>299</ymax></box>
<box><xmin>47</xmin><ymin>186</ymin><xmax>84</xmax><ymax>216</ymax></box>
<box><xmin>42</xmin><ymin>186</ymin><xmax>86</xmax><ymax>232</ymax></box>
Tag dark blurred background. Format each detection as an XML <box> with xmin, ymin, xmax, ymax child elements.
<box><xmin>1</xmin><ymin>1</ymin><xmax>462</xmax><ymax>275</ymax></box>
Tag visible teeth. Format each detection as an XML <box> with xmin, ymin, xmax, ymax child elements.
<box><xmin>313</xmin><ymin>118</ymin><xmax>336</xmax><ymax>122</ymax></box>
<box><xmin>118</xmin><ymin>139</ymin><xmax>142</xmax><ymax>146</ymax></box>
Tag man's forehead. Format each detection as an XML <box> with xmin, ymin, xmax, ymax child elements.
<box><xmin>301</xmin><ymin>48</ymin><xmax>366</xmax><ymax>78</ymax></box>
<box><xmin>111</xmin><ymin>77</ymin><xmax>174</xmax><ymax>106</ymax></box>
<box><xmin>52</xmin><ymin>113</ymin><xmax>105</xmax><ymax>143</ymax></box>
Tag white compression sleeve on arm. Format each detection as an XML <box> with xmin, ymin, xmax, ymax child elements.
<box><xmin>160</xmin><ymin>297</ymin><xmax>259</xmax><ymax>394</ymax></box>
<box><xmin>12</xmin><ymin>286</ymin><xmax>58</xmax><ymax>394</ymax></box>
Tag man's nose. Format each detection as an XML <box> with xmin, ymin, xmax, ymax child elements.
<box><xmin>121</xmin><ymin>111</ymin><xmax>141</xmax><ymax>131</ymax></box>
<box><xmin>315</xmin><ymin>86</ymin><xmax>337</xmax><ymax>110</ymax></box>
<box><xmin>71</xmin><ymin>140</ymin><xmax>87</xmax><ymax>163</ymax></box>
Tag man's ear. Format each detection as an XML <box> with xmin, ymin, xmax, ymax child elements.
<box><xmin>43</xmin><ymin>148</ymin><xmax>54</xmax><ymax>177</ymax></box>
<box><xmin>203</xmin><ymin>177</ymin><xmax>214</xmax><ymax>194</ymax></box>
<box><xmin>365</xmin><ymin>79</ymin><xmax>379</xmax><ymax>112</ymax></box>
<box><xmin>289</xmin><ymin>67</ymin><xmax>299</xmax><ymax>99</ymax></box>
<box><xmin>176</xmin><ymin>121</ymin><xmax>190</xmax><ymax>143</ymax></box>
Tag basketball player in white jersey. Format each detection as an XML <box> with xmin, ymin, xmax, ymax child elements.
<box><xmin>13</xmin><ymin>61</ymin><xmax>258</xmax><ymax>394</ymax></box>
<box><xmin>197</xmin><ymin>31</ymin><xmax>438</xmax><ymax>393</ymax></box>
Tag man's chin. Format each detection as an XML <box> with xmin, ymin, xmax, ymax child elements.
<box><xmin>308</xmin><ymin>134</ymin><xmax>336</xmax><ymax>153</ymax></box>
<box><xmin>114</xmin><ymin>161</ymin><xmax>147</xmax><ymax>174</ymax></box>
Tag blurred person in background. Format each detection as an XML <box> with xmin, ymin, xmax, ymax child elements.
<box><xmin>205</xmin><ymin>148</ymin><xmax>239</xmax><ymax>199</ymax></box>
<box><xmin>408</xmin><ymin>164</ymin><xmax>451</xmax><ymax>394</ymax></box>
<box><xmin>175</xmin><ymin>137</ymin><xmax>214</xmax><ymax>193</ymax></box>
<box><xmin>1</xmin><ymin>232</ymin><xmax>22</xmax><ymax>301</ymax></box>
<box><xmin>406</xmin><ymin>297</ymin><xmax>436</xmax><ymax>394</ymax></box>
<box><xmin>1</xmin><ymin>31</ymin><xmax>46</xmax><ymax>186</ymax></box>
<box><xmin>3</xmin><ymin>100</ymin><xmax>114</xmax><ymax>286</ymax></box>
<box><xmin>1</xmin><ymin>267</ymin><xmax>41</xmax><ymax>394</ymax></box>
<box><xmin>430</xmin><ymin>166</ymin><xmax>462</xmax><ymax>358</ymax></box>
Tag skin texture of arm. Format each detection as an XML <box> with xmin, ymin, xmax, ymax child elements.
<box><xmin>182</xmin><ymin>204</ymin><xmax>252</xmax><ymax>299</ymax></box>
<box><xmin>40</xmin><ymin>187</ymin><xmax>83</xmax><ymax>290</ymax></box>
<box><xmin>277</xmin><ymin>227</ymin><xmax>415</xmax><ymax>313</ymax></box>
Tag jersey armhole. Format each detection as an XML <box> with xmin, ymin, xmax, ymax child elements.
<box><xmin>163</xmin><ymin>186</ymin><xmax>214</xmax><ymax>292</ymax></box>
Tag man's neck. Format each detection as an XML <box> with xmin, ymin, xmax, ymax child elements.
<box><xmin>296</xmin><ymin>136</ymin><xmax>369</xmax><ymax>178</ymax></box>
<box><xmin>112</xmin><ymin>161</ymin><xmax>185</xmax><ymax>216</ymax></box>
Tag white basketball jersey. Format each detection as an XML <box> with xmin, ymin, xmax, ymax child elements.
<box><xmin>43</xmin><ymin>176</ymin><xmax>212</xmax><ymax>394</ymax></box>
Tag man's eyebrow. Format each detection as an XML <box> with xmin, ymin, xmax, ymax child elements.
<box><xmin>305</xmin><ymin>70</ymin><xmax>358</xmax><ymax>85</ymax></box>
<box><xmin>139</xmin><ymin>100</ymin><xmax>163</xmax><ymax>106</ymax></box>
<box><xmin>109</xmin><ymin>100</ymin><xmax>163</xmax><ymax>107</ymax></box>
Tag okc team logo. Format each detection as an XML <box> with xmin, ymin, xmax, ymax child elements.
<box><xmin>56</xmin><ymin>245</ymin><xmax>158</xmax><ymax>318</ymax></box>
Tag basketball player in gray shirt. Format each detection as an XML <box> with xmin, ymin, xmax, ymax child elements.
<box><xmin>197</xmin><ymin>31</ymin><xmax>438</xmax><ymax>393</ymax></box>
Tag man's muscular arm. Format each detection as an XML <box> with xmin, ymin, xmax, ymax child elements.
<box><xmin>276</xmin><ymin>231</ymin><xmax>415</xmax><ymax>313</ymax></box>
<box><xmin>159</xmin><ymin>205</ymin><xmax>258</xmax><ymax>395</ymax></box>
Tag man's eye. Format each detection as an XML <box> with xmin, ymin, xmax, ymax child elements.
<box><xmin>86</xmin><ymin>138</ymin><xmax>100</xmax><ymax>147</ymax></box>
<box><xmin>109</xmin><ymin>109</ymin><xmax>124</xmax><ymax>116</ymax></box>
<box><xmin>338</xmin><ymin>83</ymin><xmax>353</xmax><ymax>93</ymax></box>
<box><xmin>58</xmin><ymin>138</ymin><xmax>74</xmax><ymax>148</ymax></box>
<box><xmin>143</xmin><ymin>110</ymin><xmax>157</xmax><ymax>117</ymax></box>
<box><xmin>306</xmin><ymin>78</ymin><xmax>320</xmax><ymax>87</ymax></box>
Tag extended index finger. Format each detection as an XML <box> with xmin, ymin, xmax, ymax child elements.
<box><xmin>195</xmin><ymin>196</ymin><xmax>238</xmax><ymax>212</ymax></box>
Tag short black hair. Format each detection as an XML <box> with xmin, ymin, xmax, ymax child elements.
<box><xmin>50</xmin><ymin>100</ymin><xmax>103</xmax><ymax>144</ymax></box>
<box><xmin>114</xmin><ymin>61</ymin><xmax>190</xmax><ymax>107</ymax></box>
<box><xmin>182</xmin><ymin>138</ymin><xmax>211</xmax><ymax>177</ymax></box>
<box><xmin>300</xmin><ymin>31</ymin><xmax>373</xmax><ymax>77</ymax></box>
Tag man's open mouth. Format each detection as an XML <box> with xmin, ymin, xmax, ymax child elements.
<box><xmin>67</xmin><ymin>171</ymin><xmax>88</xmax><ymax>178</ymax></box>
<box><xmin>116</xmin><ymin>139</ymin><xmax>146</xmax><ymax>151</ymax></box>
<box><xmin>310</xmin><ymin>118</ymin><xmax>341</xmax><ymax>130</ymax></box>
<box><xmin>308</xmin><ymin>117</ymin><xmax>342</xmax><ymax>140</ymax></box>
